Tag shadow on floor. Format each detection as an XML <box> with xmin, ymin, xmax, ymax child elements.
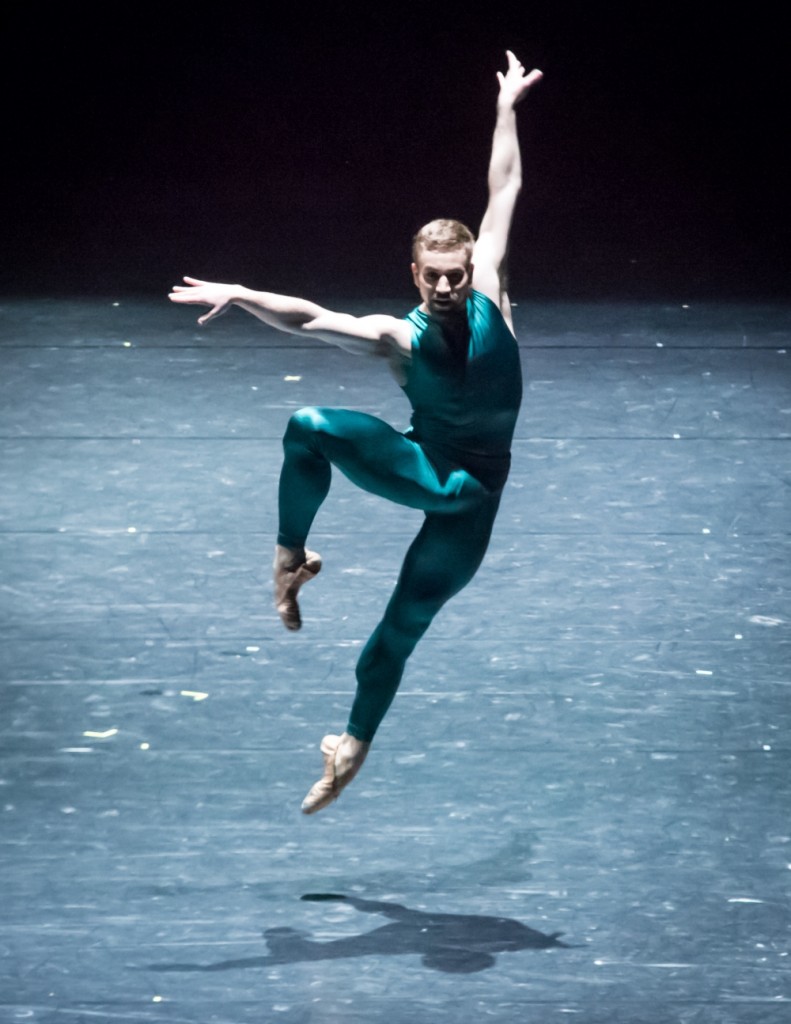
<box><xmin>148</xmin><ymin>893</ymin><xmax>568</xmax><ymax>974</ymax></box>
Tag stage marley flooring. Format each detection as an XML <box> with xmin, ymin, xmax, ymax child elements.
<box><xmin>1</xmin><ymin>296</ymin><xmax>789</xmax><ymax>1023</ymax></box>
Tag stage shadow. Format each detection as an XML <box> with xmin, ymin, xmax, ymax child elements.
<box><xmin>148</xmin><ymin>893</ymin><xmax>567</xmax><ymax>975</ymax></box>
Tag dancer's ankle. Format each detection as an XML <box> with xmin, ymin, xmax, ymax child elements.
<box><xmin>274</xmin><ymin>543</ymin><xmax>306</xmax><ymax>571</ymax></box>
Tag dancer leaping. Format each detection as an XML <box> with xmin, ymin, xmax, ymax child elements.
<box><xmin>169</xmin><ymin>51</ymin><xmax>542</xmax><ymax>813</ymax></box>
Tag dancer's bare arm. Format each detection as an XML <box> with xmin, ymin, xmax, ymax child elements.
<box><xmin>168</xmin><ymin>277</ymin><xmax>412</xmax><ymax>358</ymax></box>
<box><xmin>473</xmin><ymin>51</ymin><xmax>543</xmax><ymax>329</ymax></box>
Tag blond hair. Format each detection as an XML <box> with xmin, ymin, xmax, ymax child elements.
<box><xmin>412</xmin><ymin>218</ymin><xmax>475</xmax><ymax>263</ymax></box>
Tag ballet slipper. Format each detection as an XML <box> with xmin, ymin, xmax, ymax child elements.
<box><xmin>301</xmin><ymin>732</ymin><xmax>371</xmax><ymax>815</ymax></box>
<box><xmin>273</xmin><ymin>545</ymin><xmax>322</xmax><ymax>631</ymax></box>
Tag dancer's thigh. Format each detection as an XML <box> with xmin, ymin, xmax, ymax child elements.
<box><xmin>303</xmin><ymin>407</ymin><xmax>482</xmax><ymax>512</ymax></box>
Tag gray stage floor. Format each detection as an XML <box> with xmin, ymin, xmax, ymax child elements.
<box><xmin>1</xmin><ymin>297</ymin><xmax>789</xmax><ymax>1023</ymax></box>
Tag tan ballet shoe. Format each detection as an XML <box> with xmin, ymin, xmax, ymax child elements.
<box><xmin>301</xmin><ymin>732</ymin><xmax>370</xmax><ymax>815</ymax></box>
<box><xmin>273</xmin><ymin>545</ymin><xmax>322</xmax><ymax>631</ymax></box>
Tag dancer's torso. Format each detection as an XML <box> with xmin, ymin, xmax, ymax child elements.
<box><xmin>402</xmin><ymin>290</ymin><xmax>523</xmax><ymax>489</ymax></box>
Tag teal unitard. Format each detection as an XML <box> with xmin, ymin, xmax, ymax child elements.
<box><xmin>277</xmin><ymin>291</ymin><xmax>522</xmax><ymax>742</ymax></box>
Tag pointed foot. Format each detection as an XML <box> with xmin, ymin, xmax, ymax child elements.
<box><xmin>273</xmin><ymin>546</ymin><xmax>322</xmax><ymax>631</ymax></box>
<box><xmin>301</xmin><ymin>733</ymin><xmax>370</xmax><ymax>814</ymax></box>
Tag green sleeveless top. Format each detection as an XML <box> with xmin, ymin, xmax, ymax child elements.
<box><xmin>402</xmin><ymin>290</ymin><xmax>522</xmax><ymax>490</ymax></box>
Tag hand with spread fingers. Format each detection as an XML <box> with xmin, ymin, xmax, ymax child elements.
<box><xmin>497</xmin><ymin>49</ymin><xmax>543</xmax><ymax>109</ymax></box>
<box><xmin>168</xmin><ymin>276</ymin><xmax>239</xmax><ymax>325</ymax></box>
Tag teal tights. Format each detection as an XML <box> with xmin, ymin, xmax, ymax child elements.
<box><xmin>278</xmin><ymin>407</ymin><xmax>502</xmax><ymax>742</ymax></box>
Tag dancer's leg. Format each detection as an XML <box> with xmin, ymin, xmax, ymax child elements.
<box><xmin>277</xmin><ymin>406</ymin><xmax>482</xmax><ymax>550</ymax></box>
<box><xmin>301</xmin><ymin>493</ymin><xmax>500</xmax><ymax>812</ymax></box>
<box><xmin>347</xmin><ymin>491</ymin><xmax>502</xmax><ymax>742</ymax></box>
<box><xmin>285</xmin><ymin>406</ymin><xmax>503</xmax><ymax>810</ymax></box>
<box><xmin>275</xmin><ymin>405</ymin><xmax>487</xmax><ymax>632</ymax></box>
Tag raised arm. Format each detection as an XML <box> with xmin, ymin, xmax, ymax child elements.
<box><xmin>168</xmin><ymin>276</ymin><xmax>412</xmax><ymax>359</ymax></box>
<box><xmin>473</xmin><ymin>51</ymin><xmax>543</xmax><ymax>329</ymax></box>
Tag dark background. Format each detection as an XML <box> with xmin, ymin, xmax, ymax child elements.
<box><xmin>4</xmin><ymin>3</ymin><xmax>788</xmax><ymax>301</ymax></box>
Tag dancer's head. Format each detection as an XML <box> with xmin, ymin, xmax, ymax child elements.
<box><xmin>411</xmin><ymin>219</ymin><xmax>475</xmax><ymax>317</ymax></box>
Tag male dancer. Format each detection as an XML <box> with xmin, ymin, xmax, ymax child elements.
<box><xmin>169</xmin><ymin>51</ymin><xmax>542</xmax><ymax>813</ymax></box>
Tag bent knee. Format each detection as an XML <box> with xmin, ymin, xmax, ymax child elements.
<box><xmin>286</xmin><ymin>406</ymin><xmax>327</xmax><ymax>433</ymax></box>
<box><xmin>283</xmin><ymin>407</ymin><xmax>334</xmax><ymax>451</ymax></box>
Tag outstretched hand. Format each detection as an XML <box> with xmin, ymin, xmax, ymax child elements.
<box><xmin>168</xmin><ymin>276</ymin><xmax>237</xmax><ymax>325</ymax></box>
<box><xmin>497</xmin><ymin>50</ymin><xmax>543</xmax><ymax>108</ymax></box>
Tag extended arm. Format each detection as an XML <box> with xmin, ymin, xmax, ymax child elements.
<box><xmin>168</xmin><ymin>277</ymin><xmax>411</xmax><ymax>358</ymax></box>
<box><xmin>473</xmin><ymin>51</ymin><xmax>543</xmax><ymax>327</ymax></box>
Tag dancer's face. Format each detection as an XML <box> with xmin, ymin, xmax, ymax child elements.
<box><xmin>411</xmin><ymin>247</ymin><xmax>472</xmax><ymax>318</ymax></box>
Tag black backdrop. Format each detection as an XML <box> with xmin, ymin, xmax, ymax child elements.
<box><xmin>4</xmin><ymin>3</ymin><xmax>788</xmax><ymax>300</ymax></box>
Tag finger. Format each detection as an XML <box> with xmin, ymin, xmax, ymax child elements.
<box><xmin>197</xmin><ymin>302</ymin><xmax>225</xmax><ymax>325</ymax></box>
<box><xmin>524</xmin><ymin>68</ymin><xmax>543</xmax><ymax>87</ymax></box>
<box><xmin>170</xmin><ymin>286</ymin><xmax>205</xmax><ymax>299</ymax></box>
<box><xmin>183</xmin><ymin>276</ymin><xmax>208</xmax><ymax>285</ymax></box>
